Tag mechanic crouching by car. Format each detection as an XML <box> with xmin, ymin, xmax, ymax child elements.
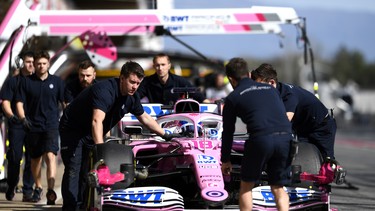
<box><xmin>59</xmin><ymin>61</ymin><xmax>175</xmax><ymax>211</ymax></box>
<box><xmin>221</xmin><ymin>58</ymin><xmax>293</xmax><ymax>211</ymax></box>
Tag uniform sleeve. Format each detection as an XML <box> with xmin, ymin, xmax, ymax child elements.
<box><xmin>130</xmin><ymin>93</ymin><xmax>144</xmax><ymax>116</ymax></box>
<box><xmin>0</xmin><ymin>78</ymin><xmax>13</xmax><ymax>100</ymax></box>
<box><xmin>283</xmin><ymin>91</ymin><xmax>298</xmax><ymax>113</ymax></box>
<box><xmin>91</xmin><ymin>86</ymin><xmax>113</xmax><ymax>113</ymax></box>
<box><xmin>221</xmin><ymin>98</ymin><xmax>236</xmax><ymax>163</ymax></box>
<box><xmin>14</xmin><ymin>76</ymin><xmax>27</xmax><ymax>103</ymax></box>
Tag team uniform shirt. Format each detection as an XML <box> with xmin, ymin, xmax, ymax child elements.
<box><xmin>221</xmin><ymin>78</ymin><xmax>291</xmax><ymax>163</ymax></box>
<box><xmin>59</xmin><ymin>78</ymin><xmax>144</xmax><ymax>142</ymax></box>
<box><xmin>0</xmin><ymin>74</ymin><xmax>35</xmax><ymax>195</ymax></box>
<box><xmin>60</xmin><ymin>78</ymin><xmax>146</xmax><ymax>209</ymax></box>
<box><xmin>276</xmin><ymin>82</ymin><xmax>336</xmax><ymax>158</ymax></box>
<box><xmin>0</xmin><ymin>74</ymin><xmax>24</xmax><ymax>129</ymax></box>
<box><xmin>276</xmin><ymin>82</ymin><xmax>329</xmax><ymax>134</ymax></box>
<box><xmin>137</xmin><ymin>73</ymin><xmax>205</xmax><ymax>105</ymax></box>
<box><xmin>15</xmin><ymin>74</ymin><xmax>64</xmax><ymax>132</ymax></box>
<box><xmin>64</xmin><ymin>78</ymin><xmax>97</xmax><ymax>104</ymax></box>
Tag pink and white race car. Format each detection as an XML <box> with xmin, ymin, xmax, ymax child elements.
<box><xmin>86</xmin><ymin>88</ymin><xmax>345</xmax><ymax>210</ymax></box>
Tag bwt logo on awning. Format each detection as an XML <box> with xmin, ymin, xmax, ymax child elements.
<box><xmin>163</xmin><ymin>16</ymin><xmax>189</xmax><ymax>22</ymax></box>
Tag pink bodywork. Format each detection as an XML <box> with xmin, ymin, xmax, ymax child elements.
<box><xmin>129</xmin><ymin>111</ymin><xmax>229</xmax><ymax>204</ymax></box>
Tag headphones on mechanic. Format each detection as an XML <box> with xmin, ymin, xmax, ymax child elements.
<box><xmin>15</xmin><ymin>51</ymin><xmax>34</xmax><ymax>69</ymax></box>
<box><xmin>15</xmin><ymin>52</ymin><xmax>24</xmax><ymax>69</ymax></box>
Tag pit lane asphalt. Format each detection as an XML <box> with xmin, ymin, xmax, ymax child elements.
<box><xmin>0</xmin><ymin>131</ymin><xmax>374</xmax><ymax>210</ymax></box>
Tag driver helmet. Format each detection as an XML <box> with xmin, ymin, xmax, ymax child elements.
<box><xmin>180</xmin><ymin>122</ymin><xmax>203</xmax><ymax>137</ymax></box>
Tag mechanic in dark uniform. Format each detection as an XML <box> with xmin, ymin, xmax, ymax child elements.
<box><xmin>0</xmin><ymin>51</ymin><xmax>34</xmax><ymax>202</ymax></box>
<box><xmin>251</xmin><ymin>63</ymin><xmax>336</xmax><ymax>159</ymax></box>
<box><xmin>137</xmin><ymin>53</ymin><xmax>209</xmax><ymax>105</ymax></box>
<box><xmin>59</xmin><ymin>61</ymin><xmax>175</xmax><ymax>211</ymax></box>
<box><xmin>63</xmin><ymin>60</ymin><xmax>97</xmax><ymax>207</ymax></box>
<box><xmin>221</xmin><ymin>58</ymin><xmax>292</xmax><ymax>211</ymax></box>
<box><xmin>16</xmin><ymin>50</ymin><xmax>64</xmax><ymax>205</ymax></box>
<box><xmin>64</xmin><ymin>59</ymin><xmax>97</xmax><ymax>105</ymax></box>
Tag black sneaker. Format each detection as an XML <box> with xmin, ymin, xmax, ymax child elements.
<box><xmin>46</xmin><ymin>189</ymin><xmax>57</xmax><ymax>205</ymax></box>
<box><xmin>5</xmin><ymin>187</ymin><xmax>15</xmax><ymax>201</ymax></box>
<box><xmin>22</xmin><ymin>193</ymin><xmax>33</xmax><ymax>202</ymax></box>
<box><xmin>31</xmin><ymin>187</ymin><xmax>43</xmax><ymax>202</ymax></box>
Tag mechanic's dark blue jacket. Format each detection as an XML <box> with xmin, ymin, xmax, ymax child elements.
<box><xmin>276</xmin><ymin>82</ymin><xmax>329</xmax><ymax>134</ymax></box>
<box><xmin>0</xmin><ymin>74</ymin><xmax>25</xmax><ymax>129</ymax></box>
<box><xmin>137</xmin><ymin>73</ymin><xmax>205</xmax><ymax>105</ymax></box>
<box><xmin>59</xmin><ymin>78</ymin><xmax>144</xmax><ymax>142</ymax></box>
<box><xmin>221</xmin><ymin>78</ymin><xmax>291</xmax><ymax>163</ymax></box>
<box><xmin>64</xmin><ymin>78</ymin><xmax>97</xmax><ymax>104</ymax></box>
<box><xmin>15</xmin><ymin>74</ymin><xmax>64</xmax><ymax>132</ymax></box>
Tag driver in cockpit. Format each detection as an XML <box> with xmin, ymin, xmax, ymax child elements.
<box><xmin>180</xmin><ymin>123</ymin><xmax>203</xmax><ymax>138</ymax></box>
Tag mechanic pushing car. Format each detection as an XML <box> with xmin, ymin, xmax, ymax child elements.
<box><xmin>251</xmin><ymin>63</ymin><xmax>337</xmax><ymax>161</ymax></box>
<box><xmin>221</xmin><ymin>58</ymin><xmax>293</xmax><ymax>211</ymax></box>
<box><xmin>59</xmin><ymin>61</ymin><xmax>175</xmax><ymax>211</ymax></box>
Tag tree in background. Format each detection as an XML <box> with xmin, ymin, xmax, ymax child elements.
<box><xmin>331</xmin><ymin>46</ymin><xmax>375</xmax><ymax>89</ymax></box>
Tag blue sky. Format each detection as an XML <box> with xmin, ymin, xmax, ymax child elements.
<box><xmin>256</xmin><ymin>0</ymin><xmax>375</xmax><ymax>13</ymax></box>
<box><xmin>164</xmin><ymin>0</ymin><xmax>375</xmax><ymax>62</ymax></box>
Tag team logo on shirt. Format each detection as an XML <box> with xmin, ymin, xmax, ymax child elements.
<box><xmin>285</xmin><ymin>83</ymin><xmax>294</xmax><ymax>89</ymax></box>
<box><xmin>240</xmin><ymin>85</ymin><xmax>271</xmax><ymax>95</ymax></box>
<box><xmin>49</xmin><ymin>84</ymin><xmax>54</xmax><ymax>89</ymax></box>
